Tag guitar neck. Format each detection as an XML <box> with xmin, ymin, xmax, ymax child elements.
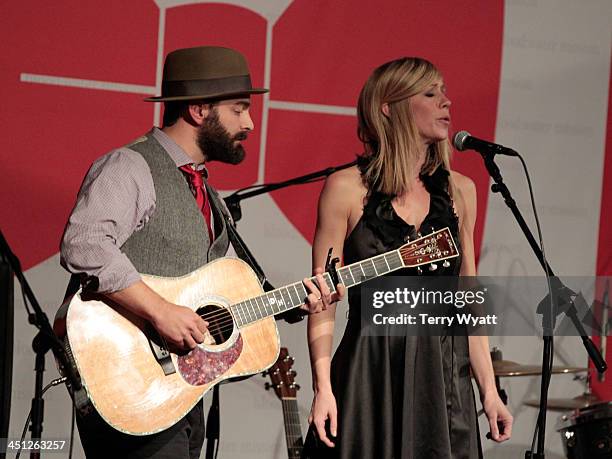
<box><xmin>281</xmin><ymin>398</ymin><xmax>303</xmax><ymax>459</ymax></box>
<box><xmin>231</xmin><ymin>249</ymin><xmax>405</xmax><ymax>328</ymax></box>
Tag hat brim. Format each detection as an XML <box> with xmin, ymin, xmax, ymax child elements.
<box><xmin>144</xmin><ymin>87</ymin><xmax>268</xmax><ymax>102</ymax></box>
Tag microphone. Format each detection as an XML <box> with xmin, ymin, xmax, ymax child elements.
<box><xmin>453</xmin><ymin>131</ymin><xmax>518</xmax><ymax>157</ymax></box>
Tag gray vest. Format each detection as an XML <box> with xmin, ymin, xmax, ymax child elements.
<box><xmin>120</xmin><ymin>133</ymin><xmax>230</xmax><ymax>277</ymax></box>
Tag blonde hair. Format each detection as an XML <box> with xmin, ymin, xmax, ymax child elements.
<box><xmin>357</xmin><ymin>57</ymin><xmax>453</xmax><ymax>196</ymax></box>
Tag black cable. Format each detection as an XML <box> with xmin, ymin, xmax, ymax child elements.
<box><xmin>69</xmin><ymin>403</ymin><xmax>76</xmax><ymax>459</ymax></box>
<box><xmin>514</xmin><ymin>152</ymin><xmax>556</xmax><ymax>456</ymax></box>
<box><xmin>530</xmin><ymin>339</ymin><xmax>555</xmax><ymax>454</ymax></box>
<box><xmin>15</xmin><ymin>377</ymin><xmax>67</xmax><ymax>459</ymax></box>
<box><xmin>15</xmin><ymin>409</ymin><xmax>32</xmax><ymax>459</ymax></box>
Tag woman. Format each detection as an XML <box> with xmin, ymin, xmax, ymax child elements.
<box><xmin>303</xmin><ymin>57</ymin><xmax>513</xmax><ymax>458</ymax></box>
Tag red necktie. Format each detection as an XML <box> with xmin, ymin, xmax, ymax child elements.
<box><xmin>179</xmin><ymin>164</ymin><xmax>214</xmax><ymax>242</ymax></box>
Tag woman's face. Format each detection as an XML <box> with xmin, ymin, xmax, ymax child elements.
<box><xmin>409</xmin><ymin>78</ymin><xmax>451</xmax><ymax>146</ymax></box>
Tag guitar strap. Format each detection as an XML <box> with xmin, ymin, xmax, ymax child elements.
<box><xmin>223</xmin><ymin>213</ymin><xmax>272</xmax><ymax>290</ymax></box>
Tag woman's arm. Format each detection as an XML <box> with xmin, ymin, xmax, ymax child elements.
<box><xmin>307</xmin><ymin>169</ymin><xmax>355</xmax><ymax>447</ymax></box>
<box><xmin>453</xmin><ymin>171</ymin><xmax>513</xmax><ymax>442</ymax></box>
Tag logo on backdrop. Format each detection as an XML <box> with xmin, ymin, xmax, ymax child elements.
<box><xmin>2</xmin><ymin>0</ymin><xmax>503</xmax><ymax>269</ymax></box>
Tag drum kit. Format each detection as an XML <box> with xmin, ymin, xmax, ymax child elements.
<box><xmin>488</xmin><ymin>347</ymin><xmax>611</xmax><ymax>458</ymax></box>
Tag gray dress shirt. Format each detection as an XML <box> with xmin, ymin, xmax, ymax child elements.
<box><xmin>60</xmin><ymin>128</ymin><xmax>209</xmax><ymax>293</ymax></box>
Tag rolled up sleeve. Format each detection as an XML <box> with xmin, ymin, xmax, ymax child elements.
<box><xmin>60</xmin><ymin>149</ymin><xmax>155</xmax><ymax>293</ymax></box>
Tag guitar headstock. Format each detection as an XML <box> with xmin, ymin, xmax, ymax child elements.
<box><xmin>399</xmin><ymin>227</ymin><xmax>459</xmax><ymax>268</ymax></box>
<box><xmin>264</xmin><ymin>347</ymin><xmax>300</xmax><ymax>400</ymax></box>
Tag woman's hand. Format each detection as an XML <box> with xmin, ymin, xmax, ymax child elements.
<box><xmin>308</xmin><ymin>388</ymin><xmax>338</xmax><ymax>447</ymax></box>
<box><xmin>482</xmin><ymin>390</ymin><xmax>513</xmax><ymax>442</ymax></box>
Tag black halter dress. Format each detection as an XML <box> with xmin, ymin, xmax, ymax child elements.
<box><xmin>303</xmin><ymin>166</ymin><xmax>482</xmax><ymax>459</ymax></box>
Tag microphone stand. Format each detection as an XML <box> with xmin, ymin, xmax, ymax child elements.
<box><xmin>223</xmin><ymin>159</ymin><xmax>358</xmax><ymax>222</ymax></box>
<box><xmin>476</xmin><ymin>154</ymin><xmax>607</xmax><ymax>459</ymax></box>
<box><xmin>0</xmin><ymin>230</ymin><xmax>82</xmax><ymax>459</ymax></box>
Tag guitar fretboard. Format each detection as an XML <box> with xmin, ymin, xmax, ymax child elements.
<box><xmin>230</xmin><ymin>250</ymin><xmax>404</xmax><ymax>328</ymax></box>
<box><xmin>281</xmin><ymin>398</ymin><xmax>304</xmax><ymax>459</ymax></box>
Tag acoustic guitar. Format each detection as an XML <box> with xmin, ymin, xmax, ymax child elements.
<box><xmin>53</xmin><ymin>227</ymin><xmax>457</xmax><ymax>435</ymax></box>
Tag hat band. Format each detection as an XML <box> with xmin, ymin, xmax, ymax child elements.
<box><xmin>162</xmin><ymin>75</ymin><xmax>253</xmax><ymax>98</ymax></box>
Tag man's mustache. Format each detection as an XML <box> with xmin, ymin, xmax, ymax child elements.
<box><xmin>234</xmin><ymin>132</ymin><xmax>249</xmax><ymax>141</ymax></box>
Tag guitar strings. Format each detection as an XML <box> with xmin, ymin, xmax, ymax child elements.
<box><xmin>195</xmin><ymin>296</ymin><xmax>304</xmax><ymax>325</ymax></box>
<box><xmin>196</xmin><ymin>305</ymin><xmax>286</xmax><ymax>325</ymax></box>
<box><xmin>281</xmin><ymin>399</ymin><xmax>304</xmax><ymax>455</ymax></box>
<box><xmin>197</xmin><ymin>308</ymin><xmax>302</xmax><ymax>336</ymax></box>
<box><xmin>194</xmin><ymin>268</ymin><xmax>445</xmax><ymax>334</ymax></box>
<box><xmin>188</xmin><ymin>307</ymin><xmax>283</xmax><ymax>338</ymax></box>
<box><xmin>194</xmin><ymin>311</ymin><xmax>259</xmax><ymax>335</ymax></box>
<box><xmin>193</xmin><ymin>245</ymin><xmax>436</xmax><ymax>325</ymax></box>
<box><xmin>192</xmin><ymin>231</ymin><xmax>453</xmax><ymax>336</ymax></box>
<box><xmin>198</xmin><ymin>305</ymin><xmax>313</xmax><ymax>336</ymax></box>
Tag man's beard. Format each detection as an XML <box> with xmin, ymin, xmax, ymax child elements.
<box><xmin>197</xmin><ymin>110</ymin><xmax>247</xmax><ymax>165</ymax></box>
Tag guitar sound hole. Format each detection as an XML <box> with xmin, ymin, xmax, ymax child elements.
<box><xmin>196</xmin><ymin>305</ymin><xmax>234</xmax><ymax>344</ymax></box>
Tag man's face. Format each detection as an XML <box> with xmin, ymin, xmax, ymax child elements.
<box><xmin>197</xmin><ymin>98</ymin><xmax>254</xmax><ymax>164</ymax></box>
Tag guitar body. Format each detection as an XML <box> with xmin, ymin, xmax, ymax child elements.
<box><xmin>61</xmin><ymin>257</ymin><xmax>280</xmax><ymax>435</ymax></box>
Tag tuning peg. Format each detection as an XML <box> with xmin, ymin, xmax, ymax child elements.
<box><xmin>417</xmin><ymin>232</ymin><xmax>422</xmax><ymax>238</ymax></box>
<box><xmin>290</xmin><ymin>383</ymin><xmax>301</xmax><ymax>390</ymax></box>
<box><xmin>261</xmin><ymin>371</ymin><xmax>267</xmax><ymax>377</ymax></box>
<box><xmin>443</xmin><ymin>260</ymin><xmax>451</xmax><ymax>268</ymax></box>
<box><xmin>283</xmin><ymin>356</ymin><xmax>295</xmax><ymax>364</ymax></box>
<box><xmin>428</xmin><ymin>263</ymin><xmax>437</xmax><ymax>271</ymax></box>
<box><xmin>289</xmin><ymin>370</ymin><xmax>297</xmax><ymax>377</ymax></box>
<box><xmin>417</xmin><ymin>266</ymin><xmax>423</xmax><ymax>275</ymax></box>
<box><xmin>404</xmin><ymin>235</ymin><xmax>411</xmax><ymax>242</ymax></box>
<box><xmin>264</xmin><ymin>382</ymin><xmax>272</xmax><ymax>390</ymax></box>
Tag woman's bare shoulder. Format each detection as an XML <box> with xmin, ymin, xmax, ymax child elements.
<box><xmin>326</xmin><ymin>165</ymin><xmax>363</xmax><ymax>188</ymax></box>
<box><xmin>449</xmin><ymin>170</ymin><xmax>476</xmax><ymax>197</ymax></box>
<box><xmin>319</xmin><ymin>165</ymin><xmax>367</xmax><ymax>227</ymax></box>
<box><xmin>323</xmin><ymin>165</ymin><xmax>366</xmax><ymax>199</ymax></box>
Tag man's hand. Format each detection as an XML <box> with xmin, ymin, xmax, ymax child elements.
<box><xmin>150</xmin><ymin>301</ymin><xmax>209</xmax><ymax>350</ymax></box>
<box><xmin>104</xmin><ymin>281</ymin><xmax>208</xmax><ymax>351</ymax></box>
<box><xmin>302</xmin><ymin>267</ymin><xmax>346</xmax><ymax>314</ymax></box>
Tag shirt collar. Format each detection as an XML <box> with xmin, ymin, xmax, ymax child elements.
<box><xmin>151</xmin><ymin>127</ymin><xmax>208</xmax><ymax>177</ymax></box>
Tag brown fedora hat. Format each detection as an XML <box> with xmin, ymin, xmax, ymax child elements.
<box><xmin>145</xmin><ymin>46</ymin><xmax>268</xmax><ymax>102</ymax></box>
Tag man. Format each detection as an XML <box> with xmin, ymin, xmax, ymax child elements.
<box><xmin>60</xmin><ymin>46</ymin><xmax>341</xmax><ymax>458</ymax></box>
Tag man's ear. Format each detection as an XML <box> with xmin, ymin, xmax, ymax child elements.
<box><xmin>187</xmin><ymin>103</ymin><xmax>212</xmax><ymax>126</ymax></box>
<box><xmin>381</xmin><ymin>103</ymin><xmax>390</xmax><ymax>118</ymax></box>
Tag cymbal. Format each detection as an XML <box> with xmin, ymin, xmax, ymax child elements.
<box><xmin>524</xmin><ymin>394</ymin><xmax>601</xmax><ymax>411</ymax></box>
<box><xmin>492</xmin><ymin>360</ymin><xmax>589</xmax><ymax>377</ymax></box>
